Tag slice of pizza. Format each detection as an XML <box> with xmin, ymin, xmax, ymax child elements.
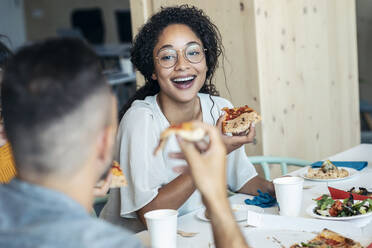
<box><xmin>290</xmin><ymin>229</ymin><xmax>363</xmax><ymax>248</ymax></box>
<box><xmin>110</xmin><ymin>161</ymin><xmax>127</xmax><ymax>188</ymax></box>
<box><xmin>154</xmin><ymin>122</ymin><xmax>206</xmax><ymax>155</ymax></box>
<box><xmin>221</xmin><ymin>105</ymin><xmax>261</xmax><ymax>134</ymax></box>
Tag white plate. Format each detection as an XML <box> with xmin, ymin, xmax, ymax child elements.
<box><xmin>195</xmin><ymin>204</ymin><xmax>264</xmax><ymax>222</ymax></box>
<box><xmin>299</xmin><ymin>167</ymin><xmax>358</xmax><ymax>182</ymax></box>
<box><xmin>243</xmin><ymin>229</ymin><xmax>369</xmax><ymax>247</ymax></box>
<box><xmin>306</xmin><ymin>203</ymin><xmax>372</xmax><ymax>221</ymax></box>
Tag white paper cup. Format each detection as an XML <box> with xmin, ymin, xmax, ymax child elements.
<box><xmin>144</xmin><ymin>209</ymin><xmax>178</xmax><ymax>248</ymax></box>
<box><xmin>273</xmin><ymin>176</ymin><xmax>304</xmax><ymax>217</ymax></box>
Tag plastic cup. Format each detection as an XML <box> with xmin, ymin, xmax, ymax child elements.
<box><xmin>144</xmin><ymin>209</ymin><xmax>178</xmax><ymax>248</ymax></box>
<box><xmin>273</xmin><ymin>176</ymin><xmax>304</xmax><ymax>217</ymax></box>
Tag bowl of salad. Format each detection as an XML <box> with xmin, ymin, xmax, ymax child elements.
<box><xmin>306</xmin><ymin>194</ymin><xmax>372</xmax><ymax>220</ymax></box>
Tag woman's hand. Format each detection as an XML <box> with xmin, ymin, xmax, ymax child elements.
<box><xmin>216</xmin><ymin>113</ymin><xmax>256</xmax><ymax>154</ymax></box>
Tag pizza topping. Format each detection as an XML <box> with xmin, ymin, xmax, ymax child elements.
<box><xmin>222</xmin><ymin>105</ymin><xmax>254</xmax><ymax>121</ymax></box>
<box><xmin>169</xmin><ymin>122</ymin><xmax>193</xmax><ymax>130</ymax></box>
<box><xmin>111</xmin><ymin>166</ymin><xmax>123</xmax><ymax>177</ymax></box>
<box><xmin>290</xmin><ymin>229</ymin><xmax>363</xmax><ymax>248</ymax></box>
<box><xmin>221</xmin><ymin>105</ymin><xmax>261</xmax><ymax>134</ymax></box>
<box><xmin>112</xmin><ymin>161</ymin><xmax>123</xmax><ymax>174</ymax></box>
<box><xmin>322</xmin><ymin>238</ymin><xmax>340</xmax><ymax>246</ymax></box>
<box><xmin>109</xmin><ymin>161</ymin><xmax>127</xmax><ymax>188</ymax></box>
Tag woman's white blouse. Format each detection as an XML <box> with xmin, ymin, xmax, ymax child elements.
<box><xmin>116</xmin><ymin>93</ymin><xmax>257</xmax><ymax>218</ymax></box>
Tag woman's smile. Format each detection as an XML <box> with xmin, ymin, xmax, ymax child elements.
<box><xmin>171</xmin><ymin>75</ymin><xmax>196</xmax><ymax>89</ymax></box>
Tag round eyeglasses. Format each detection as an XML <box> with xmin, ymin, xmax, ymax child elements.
<box><xmin>155</xmin><ymin>43</ymin><xmax>206</xmax><ymax>69</ymax></box>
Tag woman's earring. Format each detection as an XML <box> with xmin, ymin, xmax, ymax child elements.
<box><xmin>151</xmin><ymin>73</ymin><xmax>157</xmax><ymax>80</ymax></box>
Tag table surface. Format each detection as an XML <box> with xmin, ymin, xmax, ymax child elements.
<box><xmin>136</xmin><ymin>144</ymin><xmax>372</xmax><ymax>247</ymax></box>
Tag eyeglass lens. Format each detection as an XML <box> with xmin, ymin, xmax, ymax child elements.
<box><xmin>157</xmin><ymin>44</ymin><xmax>204</xmax><ymax>68</ymax></box>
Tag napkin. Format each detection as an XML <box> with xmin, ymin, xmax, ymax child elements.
<box><xmin>246</xmin><ymin>211</ymin><xmax>363</xmax><ymax>236</ymax></box>
<box><xmin>311</xmin><ymin>161</ymin><xmax>368</xmax><ymax>171</ymax></box>
<box><xmin>328</xmin><ymin>186</ymin><xmax>372</xmax><ymax>200</ymax></box>
<box><xmin>244</xmin><ymin>190</ymin><xmax>277</xmax><ymax>208</ymax></box>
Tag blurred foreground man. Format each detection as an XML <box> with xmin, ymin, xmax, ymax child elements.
<box><xmin>0</xmin><ymin>38</ymin><xmax>250</xmax><ymax>248</ymax></box>
<box><xmin>0</xmin><ymin>38</ymin><xmax>142</xmax><ymax>248</ymax></box>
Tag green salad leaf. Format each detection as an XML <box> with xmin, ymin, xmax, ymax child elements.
<box><xmin>316</xmin><ymin>195</ymin><xmax>334</xmax><ymax>210</ymax></box>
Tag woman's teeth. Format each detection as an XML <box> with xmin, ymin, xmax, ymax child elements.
<box><xmin>172</xmin><ymin>76</ymin><xmax>195</xmax><ymax>83</ymax></box>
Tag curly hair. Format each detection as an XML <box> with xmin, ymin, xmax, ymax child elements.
<box><xmin>119</xmin><ymin>5</ymin><xmax>224</xmax><ymax>119</ymax></box>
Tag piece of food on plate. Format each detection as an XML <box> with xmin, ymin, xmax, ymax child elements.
<box><xmin>290</xmin><ymin>228</ymin><xmax>363</xmax><ymax>248</ymax></box>
<box><xmin>110</xmin><ymin>161</ymin><xmax>127</xmax><ymax>188</ymax></box>
<box><xmin>153</xmin><ymin>122</ymin><xmax>206</xmax><ymax>155</ymax></box>
<box><xmin>221</xmin><ymin>105</ymin><xmax>261</xmax><ymax>134</ymax></box>
<box><xmin>320</xmin><ymin>160</ymin><xmax>337</xmax><ymax>173</ymax></box>
<box><xmin>306</xmin><ymin>160</ymin><xmax>349</xmax><ymax>179</ymax></box>
<box><xmin>313</xmin><ymin>194</ymin><xmax>372</xmax><ymax>217</ymax></box>
<box><xmin>348</xmin><ymin>187</ymin><xmax>372</xmax><ymax>197</ymax></box>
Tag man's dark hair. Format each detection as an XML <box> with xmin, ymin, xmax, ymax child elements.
<box><xmin>1</xmin><ymin>38</ymin><xmax>113</xmax><ymax>176</ymax></box>
<box><xmin>0</xmin><ymin>35</ymin><xmax>12</xmax><ymax>69</ymax></box>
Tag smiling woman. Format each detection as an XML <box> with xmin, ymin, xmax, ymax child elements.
<box><xmin>101</xmin><ymin>5</ymin><xmax>273</xmax><ymax>233</ymax></box>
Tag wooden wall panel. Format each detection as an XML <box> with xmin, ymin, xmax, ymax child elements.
<box><xmin>254</xmin><ymin>0</ymin><xmax>360</xmax><ymax>160</ymax></box>
<box><xmin>130</xmin><ymin>0</ymin><xmax>360</xmax><ymax>160</ymax></box>
<box><xmin>129</xmin><ymin>0</ymin><xmax>153</xmax><ymax>86</ymax></box>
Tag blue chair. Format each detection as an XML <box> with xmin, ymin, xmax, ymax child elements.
<box><xmin>249</xmin><ymin>156</ymin><xmax>311</xmax><ymax>180</ymax></box>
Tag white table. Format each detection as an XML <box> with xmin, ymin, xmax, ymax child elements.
<box><xmin>136</xmin><ymin>144</ymin><xmax>372</xmax><ymax>247</ymax></box>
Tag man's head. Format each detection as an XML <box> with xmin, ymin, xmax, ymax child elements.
<box><xmin>1</xmin><ymin>38</ymin><xmax>116</xmax><ymax>183</ymax></box>
<box><xmin>0</xmin><ymin>35</ymin><xmax>13</xmax><ymax>146</ymax></box>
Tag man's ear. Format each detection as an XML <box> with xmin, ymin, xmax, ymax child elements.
<box><xmin>96</xmin><ymin>125</ymin><xmax>115</xmax><ymax>173</ymax></box>
<box><xmin>151</xmin><ymin>72</ymin><xmax>157</xmax><ymax>80</ymax></box>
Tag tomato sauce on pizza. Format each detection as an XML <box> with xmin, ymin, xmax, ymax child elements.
<box><xmin>222</xmin><ymin>105</ymin><xmax>254</xmax><ymax>121</ymax></box>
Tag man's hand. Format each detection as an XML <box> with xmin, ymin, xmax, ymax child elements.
<box><xmin>176</xmin><ymin>122</ymin><xmax>227</xmax><ymax>201</ymax></box>
<box><xmin>177</xmin><ymin>122</ymin><xmax>250</xmax><ymax>248</ymax></box>
<box><xmin>216</xmin><ymin>113</ymin><xmax>256</xmax><ymax>154</ymax></box>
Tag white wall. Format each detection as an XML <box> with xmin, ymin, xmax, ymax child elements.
<box><xmin>0</xmin><ymin>0</ymin><xmax>26</xmax><ymax>49</ymax></box>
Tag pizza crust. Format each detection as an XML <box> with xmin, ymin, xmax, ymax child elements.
<box><xmin>110</xmin><ymin>174</ymin><xmax>127</xmax><ymax>188</ymax></box>
<box><xmin>222</xmin><ymin>111</ymin><xmax>261</xmax><ymax>134</ymax></box>
<box><xmin>154</xmin><ymin>122</ymin><xmax>206</xmax><ymax>155</ymax></box>
<box><xmin>110</xmin><ymin>161</ymin><xmax>127</xmax><ymax>188</ymax></box>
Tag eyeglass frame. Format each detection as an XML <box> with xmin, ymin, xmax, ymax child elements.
<box><xmin>154</xmin><ymin>42</ymin><xmax>207</xmax><ymax>69</ymax></box>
